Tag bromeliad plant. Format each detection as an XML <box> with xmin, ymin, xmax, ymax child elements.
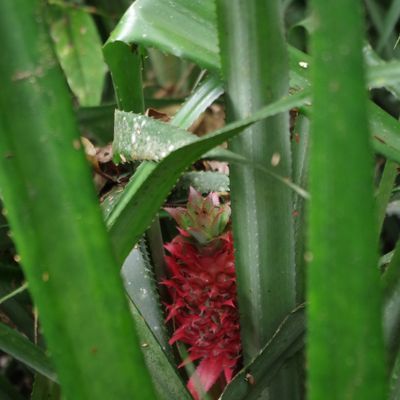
<box><xmin>163</xmin><ymin>188</ymin><xmax>241</xmax><ymax>398</ymax></box>
<box><xmin>1</xmin><ymin>0</ymin><xmax>400</xmax><ymax>399</ymax></box>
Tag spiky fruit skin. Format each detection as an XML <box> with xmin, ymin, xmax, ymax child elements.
<box><xmin>163</xmin><ymin>188</ymin><xmax>241</xmax><ymax>399</ymax></box>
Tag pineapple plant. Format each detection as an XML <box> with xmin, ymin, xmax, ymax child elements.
<box><xmin>162</xmin><ymin>188</ymin><xmax>241</xmax><ymax>399</ymax></box>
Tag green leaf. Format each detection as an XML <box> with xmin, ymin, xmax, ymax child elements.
<box><xmin>290</xmin><ymin>48</ymin><xmax>400</xmax><ymax>165</ymax></box>
<box><xmin>106</xmin><ymin>0</ymin><xmax>220</xmax><ymax>72</ymax></box>
<box><xmin>0</xmin><ymin>2</ymin><xmax>156</xmax><ymax>399</ymax></box>
<box><xmin>291</xmin><ymin>114</ymin><xmax>310</xmax><ymax>303</ymax></box>
<box><xmin>171</xmin><ymin>74</ymin><xmax>224</xmax><ymax>129</ymax></box>
<box><xmin>102</xmin><ymin>200</ymin><xmax>170</xmax><ymax>400</ymax></box>
<box><xmin>122</xmin><ymin>245</ymin><xmax>191</xmax><ymax>400</ymax></box>
<box><xmin>48</xmin><ymin>5</ymin><xmax>106</xmax><ymax>106</ymax></box>
<box><xmin>217</xmin><ymin>0</ymin><xmax>296</xmax><ymax>354</ymax></box>
<box><xmin>216</xmin><ymin>2</ymin><xmax>299</xmax><ymax>399</ymax></box>
<box><xmin>389</xmin><ymin>347</ymin><xmax>400</xmax><ymax>400</ymax></box>
<box><xmin>113</xmin><ymin>107</ymin><xmax>241</xmax><ymax>163</ymax></box>
<box><xmin>0</xmin><ymin>270</ymin><xmax>34</xmax><ymax>340</ymax></box>
<box><xmin>301</xmin><ymin>95</ymin><xmax>400</xmax><ymax>166</ymax></box>
<box><xmin>0</xmin><ymin>322</ymin><xmax>56</xmax><ymax>382</ymax></box>
<box><xmin>114</xmin><ymin>110</ymin><xmax>199</xmax><ymax>161</ymax></box>
<box><xmin>368</xmin><ymin>102</ymin><xmax>400</xmax><ymax>164</ymax></box>
<box><xmin>376</xmin><ymin>160</ymin><xmax>398</xmax><ymax>234</ymax></box>
<box><xmin>363</xmin><ymin>44</ymin><xmax>400</xmax><ymax>98</ymax></box>
<box><xmin>148</xmin><ymin>48</ymin><xmax>191</xmax><ymax>92</ymax></box>
<box><xmin>365</xmin><ymin>0</ymin><xmax>385</xmax><ymax>37</ymax></box>
<box><xmin>103</xmin><ymin>41</ymin><xmax>144</xmax><ymax>112</ymax></box>
<box><xmin>220</xmin><ymin>305</ymin><xmax>305</xmax><ymax>400</ymax></box>
<box><xmin>31</xmin><ymin>374</ymin><xmax>61</xmax><ymax>400</ymax></box>
<box><xmin>77</xmin><ymin>100</ymin><xmax>183</xmax><ymax>144</ymax></box>
<box><xmin>0</xmin><ymin>282</ymin><xmax>28</xmax><ymax>306</ymax></box>
<box><xmin>367</xmin><ymin>61</ymin><xmax>400</xmax><ymax>92</ymax></box>
<box><xmin>307</xmin><ymin>1</ymin><xmax>386</xmax><ymax>399</ymax></box>
<box><xmin>108</xmin><ymin>91</ymin><xmax>310</xmax><ymax>264</ymax></box>
<box><xmin>382</xmin><ymin>238</ymin><xmax>400</xmax><ymax>369</ymax></box>
<box><xmin>113</xmin><ymin>108</ymin><xmax>310</xmax><ymax>202</ymax></box>
<box><xmin>176</xmin><ymin>171</ymin><xmax>229</xmax><ymax>195</ymax></box>
<box><xmin>121</xmin><ymin>242</ymin><xmax>170</xmax><ymax>351</ymax></box>
<box><xmin>377</xmin><ymin>0</ymin><xmax>400</xmax><ymax>52</ymax></box>
<box><xmin>127</xmin><ymin>300</ymin><xmax>192</xmax><ymax>400</ymax></box>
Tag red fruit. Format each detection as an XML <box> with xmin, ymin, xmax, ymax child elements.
<box><xmin>162</xmin><ymin>188</ymin><xmax>241</xmax><ymax>399</ymax></box>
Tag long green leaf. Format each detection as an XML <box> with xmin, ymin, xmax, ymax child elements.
<box><xmin>48</xmin><ymin>5</ymin><xmax>106</xmax><ymax>106</ymax></box>
<box><xmin>365</xmin><ymin>0</ymin><xmax>385</xmax><ymax>36</ymax></box>
<box><xmin>217</xmin><ymin>0</ymin><xmax>296</xmax><ymax>356</ymax></box>
<box><xmin>175</xmin><ymin>171</ymin><xmax>230</xmax><ymax>194</ymax></box>
<box><xmin>123</xmin><ymin>249</ymin><xmax>191</xmax><ymax>400</ymax></box>
<box><xmin>0</xmin><ymin>276</ymin><xmax>34</xmax><ymax>341</ymax></box>
<box><xmin>103</xmin><ymin>41</ymin><xmax>144</xmax><ymax>112</ymax></box>
<box><xmin>106</xmin><ymin>0</ymin><xmax>219</xmax><ymax>72</ymax></box>
<box><xmin>363</xmin><ymin>44</ymin><xmax>400</xmax><ymax>98</ymax></box>
<box><xmin>0</xmin><ymin>322</ymin><xmax>56</xmax><ymax>382</ymax></box>
<box><xmin>217</xmin><ymin>0</ymin><xmax>299</xmax><ymax>400</ymax></box>
<box><xmin>390</xmin><ymin>347</ymin><xmax>400</xmax><ymax>400</ymax></box>
<box><xmin>290</xmin><ymin>49</ymin><xmax>400</xmax><ymax>164</ymax></box>
<box><xmin>376</xmin><ymin>160</ymin><xmax>398</xmax><ymax>234</ymax></box>
<box><xmin>377</xmin><ymin>0</ymin><xmax>400</xmax><ymax>52</ymax></box>
<box><xmin>216</xmin><ymin>1</ymin><xmax>298</xmax><ymax>399</ymax></box>
<box><xmin>292</xmin><ymin>114</ymin><xmax>310</xmax><ymax>303</ymax></box>
<box><xmin>114</xmin><ymin>111</ymin><xmax>199</xmax><ymax>161</ymax></box>
<box><xmin>0</xmin><ymin>2</ymin><xmax>156</xmax><ymax>399</ymax></box>
<box><xmin>31</xmin><ymin>374</ymin><xmax>60</xmax><ymax>400</ymax></box>
<box><xmin>368</xmin><ymin>61</ymin><xmax>400</xmax><ymax>91</ymax></box>
<box><xmin>121</xmin><ymin>242</ymin><xmax>170</xmax><ymax>351</ymax></box>
<box><xmin>171</xmin><ymin>74</ymin><xmax>224</xmax><ymax>129</ymax></box>
<box><xmin>77</xmin><ymin>98</ymin><xmax>184</xmax><ymax>144</ymax></box>
<box><xmin>382</xmin><ymin>238</ymin><xmax>400</xmax><ymax>369</ymax></box>
<box><xmin>113</xmin><ymin>108</ymin><xmax>310</xmax><ymax>200</ymax></box>
<box><xmin>113</xmin><ymin>108</ymin><xmax>235</xmax><ymax>162</ymax></box>
<box><xmin>220</xmin><ymin>305</ymin><xmax>305</xmax><ymax>400</ymax></box>
<box><xmin>307</xmin><ymin>1</ymin><xmax>386</xmax><ymax>399</ymax></box>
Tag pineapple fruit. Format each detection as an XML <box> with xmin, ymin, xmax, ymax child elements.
<box><xmin>162</xmin><ymin>188</ymin><xmax>241</xmax><ymax>399</ymax></box>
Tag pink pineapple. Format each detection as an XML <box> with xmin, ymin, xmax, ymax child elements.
<box><xmin>162</xmin><ymin>188</ymin><xmax>242</xmax><ymax>399</ymax></box>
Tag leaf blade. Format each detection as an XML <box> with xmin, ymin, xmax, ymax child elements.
<box><xmin>307</xmin><ymin>1</ymin><xmax>387</xmax><ymax>399</ymax></box>
<box><xmin>48</xmin><ymin>6</ymin><xmax>106</xmax><ymax>106</ymax></box>
<box><xmin>0</xmin><ymin>2</ymin><xmax>156</xmax><ymax>399</ymax></box>
<box><xmin>0</xmin><ymin>322</ymin><xmax>56</xmax><ymax>382</ymax></box>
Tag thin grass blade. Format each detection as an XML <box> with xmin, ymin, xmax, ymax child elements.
<box><xmin>0</xmin><ymin>322</ymin><xmax>56</xmax><ymax>382</ymax></box>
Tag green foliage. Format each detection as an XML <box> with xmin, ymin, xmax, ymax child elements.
<box><xmin>47</xmin><ymin>4</ymin><xmax>106</xmax><ymax>106</ymax></box>
<box><xmin>0</xmin><ymin>1</ymin><xmax>155</xmax><ymax>399</ymax></box>
<box><xmin>108</xmin><ymin>92</ymin><xmax>308</xmax><ymax>265</ymax></box>
<box><xmin>308</xmin><ymin>1</ymin><xmax>386</xmax><ymax>399</ymax></box>
<box><xmin>1</xmin><ymin>0</ymin><xmax>400</xmax><ymax>399</ymax></box>
<box><xmin>220</xmin><ymin>305</ymin><xmax>305</xmax><ymax>400</ymax></box>
<box><xmin>217</xmin><ymin>1</ymin><xmax>299</xmax><ymax>399</ymax></box>
<box><xmin>0</xmin><ymin>322</ymin><xmax>56</xmax><ymax>382</ymax></box>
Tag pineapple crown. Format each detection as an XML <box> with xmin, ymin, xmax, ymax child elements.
<box><xmin>165</xmin><ymin>187</ymin><xmax>230</xmax><ymax>245</ymax></box>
